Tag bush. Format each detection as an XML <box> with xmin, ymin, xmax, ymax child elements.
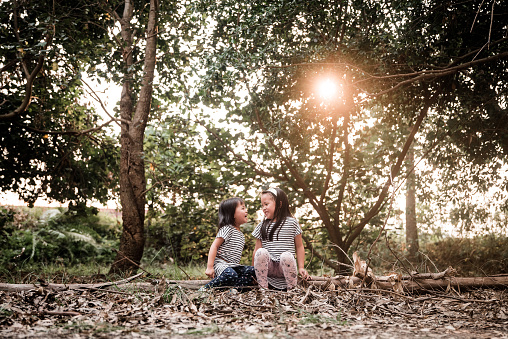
<box><xmin>0</xmin><ymin>205</ymin><xmax>120</xmax><ymax>269</ymax></box>
<box><xmin>143</xmin><ymin>204</ymin><xmax>257</xmax><ymax>267</ymax></box>
<box><xmin>425</xmin><ymin>235</ymin><xmax>508</xmax><ymax>276</ymax></box>
<box><xmin>350</xmin><ymin>230</ymin><xmax>508</xmax><ymax>276</ymax></box>
<box><xmin>144</xmin><ymin>205</ymin><xmax>219</xmax><ymax>266</ymax></box>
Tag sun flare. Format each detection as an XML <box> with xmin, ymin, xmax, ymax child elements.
<box><xmin>316</xmin><ymin>78</ymin><xmax>342</xmax><ymax>101</ymax></box>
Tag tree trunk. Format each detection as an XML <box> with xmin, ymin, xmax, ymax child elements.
<box><xmin>110</xmin><ymin>0</ymin><xmax>159</xmax><ymax>274</ymax></box>
<box><xmin>405</xmin><ymin>137</ymin><xmax>419</xmax><ymax>259</ymax></box>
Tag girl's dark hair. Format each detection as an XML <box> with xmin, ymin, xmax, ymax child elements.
<box><xmin>218</xmin><ymin>197</ymin><xmax>244</xmax><ymax>230</ymax></box>
<box><xmin>260</xmin><ymin>187</ymin><xmax>293</xmax><ymax>241</ymax></box>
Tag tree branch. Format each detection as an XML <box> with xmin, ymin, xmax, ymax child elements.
<box><xmin>302</xmin><ymin>234</ymin><xmax>340</xmax><ymax>272</ymax></box>
<box><xmin>0</xmin><ymin>27</ymin><xmax>54</xmax><ymax>120</ymax></box>
<box><xmin>334</xmin><ymin>93</ymin><xmax>353</xmax><ymax>228</ymax></box>
<box><xmin>357</xmin><ymin>51</ymin><xmax>508</xmax><ymax>97</ymax></box>
<box><xmin>13</xmin><ymin>118</ymin><xmax>119</xmax><ymax>136</ymax></box>
<box><xmin>320</xmin><ymin>124</ymin><xmax>336</xmax><ymax>205</ymax></box>
<box><xmin>81</xmin><ymin>77</ymin><xmax>129</xmax><ymax>128</ymax></box>
<box><xmin>195</xmin><ymin>118</ymin><xmax>283</xmax><ymax>179</ymax></box>
<box><xmin>345</xmin><ymin>90</ymin><xmax>438</xmax><ymax>250</ymax></box>
<box><xmin>0</xmin><ymin>59</ymin><xmax>19</xmax><ymax>74</ymax></box>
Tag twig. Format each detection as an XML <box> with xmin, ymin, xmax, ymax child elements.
<box><xmin>470</xmin><ymin>0</ymin><xmax>486</xmax><ymax>33</ymax></box>
<box><xmin>328</xmin><ymin>243</ymin><xmax>354</xmax><ymax>267</ymax></box>
<box><xmin>83</xmin><ymin>287</ymin><xmax>132</xmax><ymax>295</ymax></box>
<box><xmin>301</xmin><ymin>234</ymin><xmax>341</xmax><ymax>272</ymax></box>
<box><xmin>113</xmin><ymin>249</ymin><xmax>154</xmax><ymax>277</ymax></box>
<box><xmin>13</xmin><ymin>118</ymin><xmax>117</xmax><ymax>136</ymax></box>
<box><xmin>421</xmin><ymin>292</ymin><xmax>501</xmax><ymax>304</ymax></box>
<box><xmin>362</xmin><ymin>171</ymin><xmax>397</xmax><ymax>286</ymax></box>
<box><xmin>29</xmin><ymin>310</ymin><xmax>82</xmax><ymax>316</ymax></box>
<box><xmin>376</xmin><ymin>304</ymin><xmax>423</xmax><ymax>318</ymax></box>
<box><xmin>175</xmin><ymin>263</ymin><xmax>191</xmax><ymax>280</ymax></box>
<box><xmin>299</xmin><ymin>286</ymin><xmax>313</xmax><ymax>304</ymax></box>
<box><xmin>349</xmin><ymin>288</ymin><xmax>415</xmax><ymax>300</ymax></box>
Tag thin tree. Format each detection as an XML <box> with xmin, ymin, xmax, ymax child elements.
<box><xmin>108</xmin><ymin>0</ymin><xmax>159</xmax><ymax>274</ymax></box>
<box><xmin>405</xmin><ymin>135</ymin><xmax>419</xmax><ymax>259</ymax></box>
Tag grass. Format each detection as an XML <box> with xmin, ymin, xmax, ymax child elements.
<box><xmin>0</xmin><ymin>262</ymin><xmax>112</xmax><ymax>284</ymax></box>
<box><xmin>0</xmin><ymin>306</ymin><xmax>13</xmax><ymax>318</ymax></box>
<box><xmin>158</xmin><ymin>262</ymin><xmax>207</xmax><ymax>280</ymax></box>
<box><xmin>0</xmin><ymin>260</ymin><xmax>208</xmax><ymax>284</ymax></box>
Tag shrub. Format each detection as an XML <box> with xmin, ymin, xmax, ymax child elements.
<box><xmin>425</xmin><ymin>235</ymin><xmax>508</xmax><ymax>276</ymax></box>
<box><xmin>144</xmin><ymin>204</ymin><xmax>257</xmax><ymax>267</ymax></box>
<box><xmin>0</xmin><ymin>204</ymin><xmax>120</xmax><ymax>269</ymax></box>
<box><xmin>350</xmin><ymin>230</ymin><xmax>508</xmax><ymax>276</ymax></box>
<box><xmin>144</xmin><ymin>205</ymin><xmax>218</xmax><ymax>266</ymax></box>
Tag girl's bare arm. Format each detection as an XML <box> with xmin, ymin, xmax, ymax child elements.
<box><xmin>205</xmin><ymin>237</ymin><xmax>225</xmax><ymax>278</ymax></box>
<box><xmin>295</xmin><ymin>234</ymin><xmax>309</xmax><ymax>279</ymax></box>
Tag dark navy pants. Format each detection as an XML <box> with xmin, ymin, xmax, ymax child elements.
<box><xmin>203</xmin><ymin>265</ymin><xmax>256</xmax><ymax>291</ymax></box>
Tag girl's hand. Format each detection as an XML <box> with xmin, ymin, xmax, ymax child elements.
<box><xmin>299</xmin><ymin>267</ymin><xmax>310</xmax><ymax>280</ymax></box>
<box><xmin>205</xmin><ymin>267</ymin><xmax>215</xmax><ymax>278</ymax></box>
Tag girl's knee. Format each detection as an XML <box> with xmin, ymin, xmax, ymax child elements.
<box><xmin>254</xmin><ymin>248</ymin><xmax>269</xmax><ymax>262</ymax></box>
<box><xmin>280</xmin><ymin>251</ymin><xmax>296</xmax><ymax>265</ymax></box>
<box><xmin>255</xmin><ymin>248</ymin><xmax>269</xmax><ymax>257</ymax></box>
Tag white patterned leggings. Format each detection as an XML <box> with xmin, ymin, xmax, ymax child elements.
<box><xmin>253</xmin><ymin>248</ymin><xmax>298</xmax><ymax>289</ymax></box>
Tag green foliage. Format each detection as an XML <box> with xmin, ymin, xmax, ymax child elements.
<box><xmin>144</xmin><ymin>204</ymin><xmax>256</xmax><ymax>267</ymax></box>
<box><xmin>0</xmin><ymin>207</ymin><xmax>14</xmax><ymax>229</ymax></box>
<box><xmin>142</xmin><ymin>112</ymin><xmax>260</xmax><ymax>267</ymax></box>
<box><xmin>193</xmin><ymin>0</ymin><xmax>416</xmax><ymax>266</ymax></box>
<box><xmin>0</xmin><ymin>0</ymin><xmax>119</xmax><ymax>206</ymax></box>
<box><xmin>192</xmin><ymin>0</ymin><xmax>508</xmax><ymax>267</ymax></box>
<box><xmin>0</xmin><ymin>206</ymin><xmax>120</xmax><ymax>270</ymax></box>
<box><xmin>144</xmin><ymin>205</ymin><xmax>217</xmax><ymax>264</ymax></box>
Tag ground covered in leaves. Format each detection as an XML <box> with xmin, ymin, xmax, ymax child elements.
<box><xmin>1</xmin><ymin>282</ymin><xmax>507</xmax><ymax>339</ymax></box>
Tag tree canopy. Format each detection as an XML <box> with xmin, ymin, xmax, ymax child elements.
<box><xmin>0</xmin><ymin>0</ymin><xmax>118</xmax><ymax>206</ymax></box>
<box><xmin>1</xmin><ymin>0</ymin><xmax>507</xmax><ymax>272</ymax></box>
<box><xmin>194</xmin><ymin>0</ymin><xmax>508</xmax><ymax>268</ymax></box>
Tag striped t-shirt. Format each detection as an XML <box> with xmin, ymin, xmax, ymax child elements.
<box><xmin>252</xmin><ymin>217</ymin><xmax>302</xmax><ymax>289</ymax></box>
<box><xmin>213</xmin><ymin>225</ymin><xmax>245</xmax><ymax>277</ymax></box>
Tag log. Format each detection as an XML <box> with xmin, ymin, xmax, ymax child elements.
<box><xmin>0</xmin><ymin>278</ymin><xmax>208</xmax><ymax>293</ymax></box>
<box><xmin>306</xmin><ymin>275</ymin><xmax>508</xmax><ymax>292</ymax></box>
<box><xmin>1</xmin><ymin>274</ymin><xmax>506</xmax><ymax>293</ymax></box>
<box><xmin>0</xmin><ymin>272</ymin><xmax>144</xmax><ymax>293</ymax></box>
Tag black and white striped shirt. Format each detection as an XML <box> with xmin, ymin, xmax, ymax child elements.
<box><xmin>252</xmin><ymin>217</ymin><xmax>302</xmax><ymax>289</ymax></box>
<box><xmin>214</xmin><ymin>225</ymin><xmax>245</xmax><ymax>277</ymax></box>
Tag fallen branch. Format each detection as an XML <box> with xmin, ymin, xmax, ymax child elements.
<box><xmin>38</xmin><ymin>310</ymin><xmax>81</xmax><ymax>316</ymax></box>
<box><xmin>1</xmin><ymin>274</ymin><xmax>506</xmax><ymax>293</ymax></box>
<box><xmin>144</xmin><ymin>275</ymin><xmax>508</xmax><ymax>292</ymax></box>
<box><xmin>1</xmin><ymin>264</ymin><xmax>506</xmax><ymax>294</ymax></box>
<box><xmin>404</xmin><ymin>266</ymin><xmax>456</xmax><ymax>280</ymax></box>
<box><xmin>307</xmin><ymin>274</ymin><xmax>508</xmax><ymax>292</ymax></box>
<box><xmin>0</xmin><ymin>272</ymin><xmax>144</xmax><ymax>293</ymax></box>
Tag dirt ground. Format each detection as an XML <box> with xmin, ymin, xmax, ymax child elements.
<box><xmin>1</xmin><ymin>285</ymin><xmax>507</xmax><ymax>338</ymax></box>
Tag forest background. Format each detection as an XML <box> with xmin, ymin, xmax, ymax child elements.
<box><xmin>1</xmin><ymin>0</ymin><xmax>507</xmax><ymax>281</ymax></box>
